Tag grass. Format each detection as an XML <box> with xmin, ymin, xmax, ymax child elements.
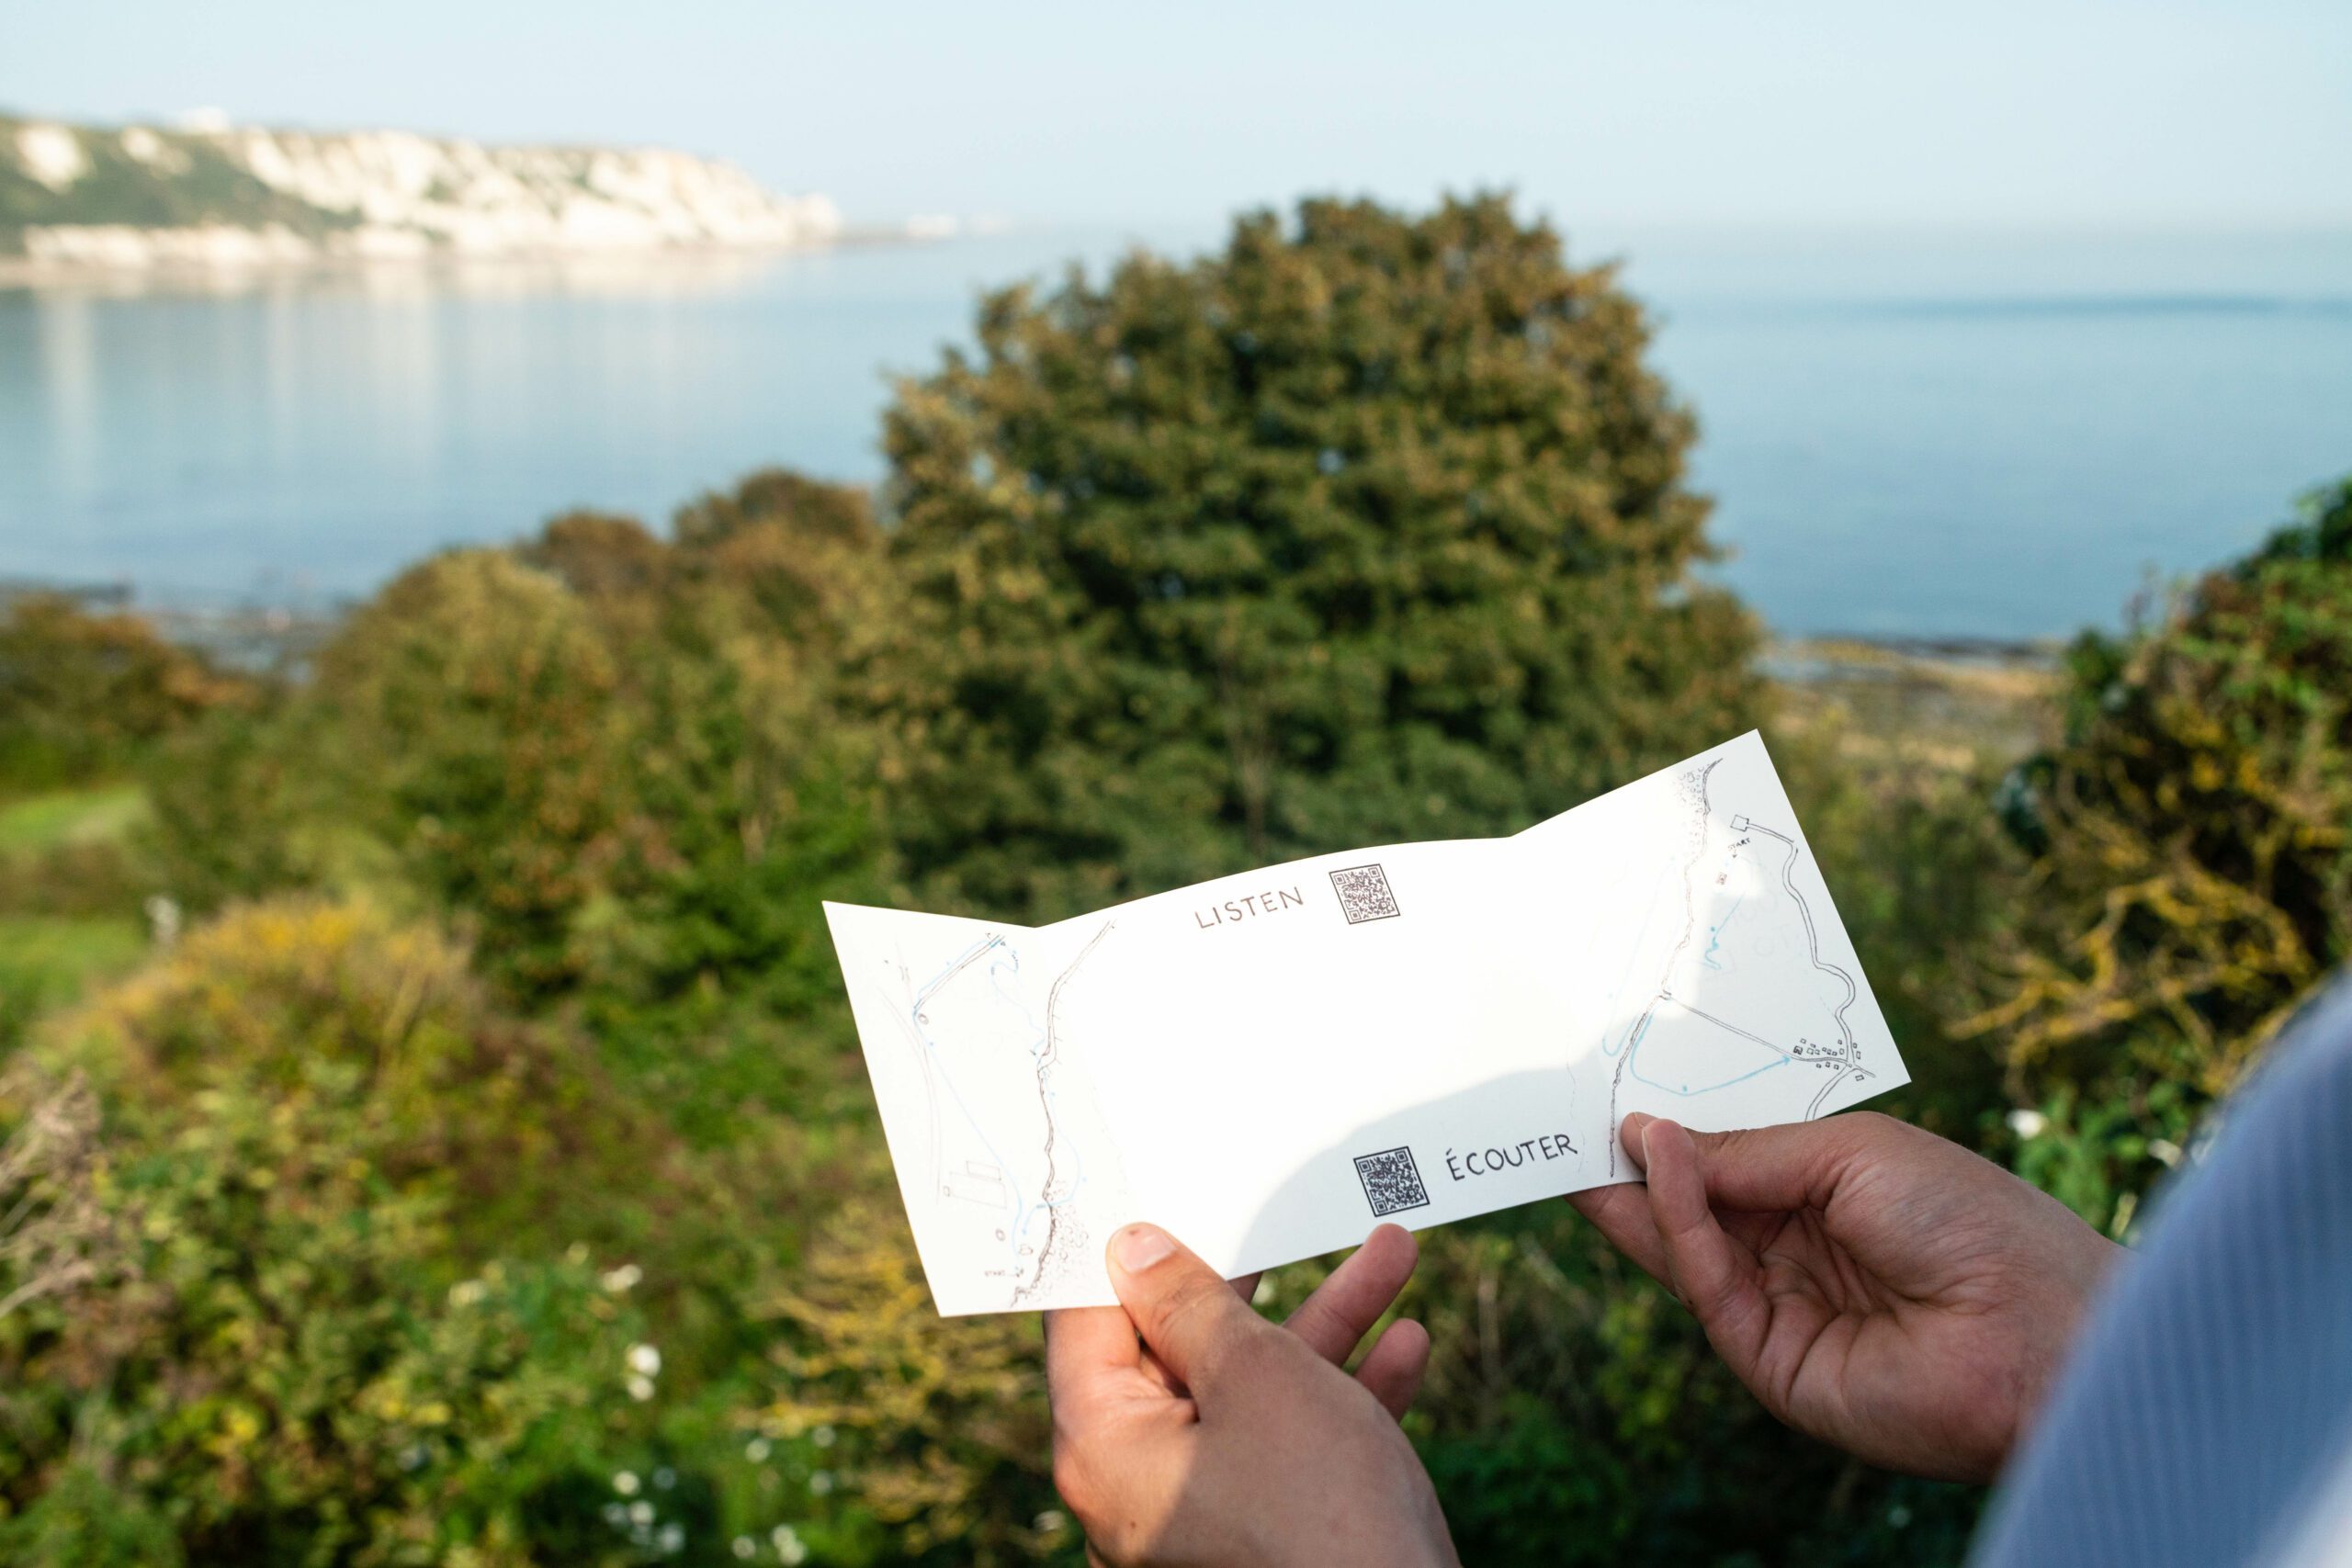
<box><xmin>0</xmin><ymin>784</ymin><xmax>152</xmax><ymax>855</ymax></box>
<box><xmin>0</xmin><ymin>787</ymin><xmax>156</xmax><ymax>1034</ymax></box>
<box><xmin>0</xmin><ymin>914</ymin><xmax>148</xmax><ymax>1041</ymax></box>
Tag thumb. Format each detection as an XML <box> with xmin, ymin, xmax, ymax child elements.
<box><xmin>1633</xmin><ymin>1118</ymin><xmax>1773</xmax><ymax>1377</ymax></box>
<box><xmin>1621</xmin><ymin>1111</ymin><xmax>1852</xmax><ymax>1213</ymax></box>
<box><xmin>1107</xmin><ymin>1223</ymin><xmax>1271</xmax><ymax>1396</ymax></box>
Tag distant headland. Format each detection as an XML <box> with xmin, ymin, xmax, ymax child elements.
<box><xmin>1</xmin><ymin>110</ymin><xmax>874</xmax><ymax>279</ymax></box>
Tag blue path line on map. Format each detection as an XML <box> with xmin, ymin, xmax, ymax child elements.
<box><xmin>1631</xmin><ymin>1051</ymin><xmax>1792</xmax><ymax>1097</ymax></box>
<box><xmin>1701</xmin><ymin>894</ymin><xmax>1745</xmax><ymax>971</ymax></box>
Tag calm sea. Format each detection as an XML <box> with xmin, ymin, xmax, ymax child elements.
<box><xmin>3</xmin><ymin>223</ymin><xmax>2347</xmax><ymax>639</ymax></box>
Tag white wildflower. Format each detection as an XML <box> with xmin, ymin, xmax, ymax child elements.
<box><xmin>810</xmin><ymin>1424</ymin><xmax>835</xmax><ymax>1449</ymax></box>
<box><xmin>628</xmin><ymin>1343</ymin><xmax>662</xmax><ymax>1378</ymax></box>
<box><xmin>745</xmin><ymin>1438</ymin><xmax>772</xmax><ymax>1462</ymax></box>
<box><xmin>628</xmin><ymin>1500</ymin><xmax>655</xmax><ymax>1527</ymax></box>
<box><xmin>657</xmin><ymin>1522</ymin><xmax>684</xmax><ymax>1554</ymax></box>
<box><xmin>602</xmin><ymin>1262</ymin><xmax>644</xmax><ymax>1292</ymax></box>
<box><xmin>808</xmin><ymin>1471</ymin><xmax>833</xmax><ymax>1495</ymax></box>
<box><xmin>613</xmin><ymin>1471</ymin><xmax>641</xmax><ymax>1496</ymax></box>
<box><xmin>2149</xmin><ymin>1137</ymin><xmax>2183</xmax><ymax>1168</ymax></box>
<box><xmin>2007</xmin><ymin>1109</ymin><xmax>2048</xmax><ymax>1140</ymax></box>
<box><xmin>447</xmin><ymin>1280</ymin><xmax>486</xmax><ymax>1308</ymax></box>
<box><xmin>628</xmin><ymin>1374</ymin><xmax>657</xmax><ymax>1402</ymax></box>
<box><xmin>732</xmin><ymin>1539</ymin><xmax>756</xmax><ymax>1561</ymax></box>
<box><xmin>144</xmin><ymin>894</ymin><xmax>183</xmax><ymax>947</ymax></box>
<box><xmin>772</xmin><ymin>1525</ymin><xmax>808</xmax><ymax>1565</ymax></box>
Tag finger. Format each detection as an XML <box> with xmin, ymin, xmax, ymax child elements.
<box><xmin>1566</xmin><ymin>1182</ymin><xmax>1671</xmax><ymax>1285</ymax></box>
<box><xmin>1639</xmin><ymin>1119</ymin><xmax>1772</xmax><ymax>1373</ymax></box>
<box><xmin>1045</xmin><ymin>1305</ymin><xmax>1146</xmax><ymax>1419</ymax></box>
<box><xmin>1283</xmin><ymin>1224</ymin><xmax>1418</xmax><ymax>1365</ymax></box>
<box><xmin>1619</xmin><ymin>1111</ymin><xmax>1657</xmax><ymax>1171</ymax></box>
<box><xmin>1107</xmin><ymin>1223</ymin><xmax>1272</xmax><ymax>1394</ymax></box>
<box><xmin>1136</xmin><ymin>1345</ymin><xmax>1189</xmax><ymax>1400</ymax></box>
<box><xmin>1623</xmin><ymin>1110</ymin><xmax>1857</xmax><ymax>1213</ymax></box>
<box><xmin>1352</xmin><ymin>1317</ymin><xmax>1431</xmax><ymax>1419</ymax></box>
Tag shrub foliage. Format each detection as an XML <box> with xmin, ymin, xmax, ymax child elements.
<box><xmin>1969</xmin><ymin>479</ymin><xmax>2352</xmax><ymax>1224</ymax></box>
<box><xmin>0</xmin><ymin>594</ymin><xmax>246</xmax><ymax>791</ymax></box>
<box><xmin>879</xmin><ymin>195</ymin><xmax>1762</xmax><ymax>919</ymax></box>
<box><xmin>2</xmin><ymin>197</ymin><xmax>2341</xmax><ymax>1566</ymax></box>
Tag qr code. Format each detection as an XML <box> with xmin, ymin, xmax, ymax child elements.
<box><xmin>1352</xmin><ymin>1146</ymin><xmax>1430</xmax><ymax>1217</ymax></box>
<box><xmin>1329</xmin><ymin>863</ymin><xmax>1401</xmax><ymax>924</ymax></box>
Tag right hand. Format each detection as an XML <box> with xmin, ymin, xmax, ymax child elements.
<box><xmin>1570</xmin><ymin>1111</ymin><xmax>2125</xmax><ymax>1483</ymax></box>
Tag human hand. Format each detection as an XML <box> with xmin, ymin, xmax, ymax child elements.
<box><xmin>1046</xmin><ymin>1223</ymin><xmax>1460</xmax><ymax>1568</ymax></box>
<box><xmin>1571</xmin><ymin>1111</ymin><xmax>2125</xmax><ymax>1483</ymax></box>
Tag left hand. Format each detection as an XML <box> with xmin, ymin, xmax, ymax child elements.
<box><xmin>1046</xmin><ymin>1222</ymin><xmax>1458</xmax><ymax>1568</ymax></box>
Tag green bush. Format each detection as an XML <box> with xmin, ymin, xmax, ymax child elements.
<box><xmin>0</xmin><ymin>901</ymin><xmax>677</xmax><ymax>1564</ymax></box>
<box><xmin>749</xmin><ymin>1199</ymin><xmax>1072</xmax><ymax>1565</ymax></box>
<box><xmin>149</xmin><ymin>478</ymin><xmax>890</xmax><ymax>1040</ymax></box>
<box><xmin>527</xmin><ymin>489</ymin><xmax>892</xmax><ymax>1033</ymax></box>
<box><xmin>0</xmin><ymin>594</ymin><xmax>246</xmax><ymax>792</ymax></box>
<box><xmin>878</xmin><ymin>194</ymin><xmax>1763</xmax><ymax>919</ymax></box>
<box><xmin>1970</xmin><ymin>477</ymin><xmax>2352</xmax><ymax>1227</ymax></box>
<box><xmin>141</xmin><ymin>701</ymin><xmax>320</xmax><ymax>913</ymax></box>
<box><xmin>311</xmin><ymin>552</ymin><xmax>632</xmax><ymax>997</ymax></box>
<box><xmin>0</xmin><ymin>897</ymin><xmax>1075</xmax><ymax>1567</ymax></box>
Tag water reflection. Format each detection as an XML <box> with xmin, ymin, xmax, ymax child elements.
<box><xmin>3</xmin><ymin>244</ymin><xmax>823</xmax><ymax>302</ymax></box>
<box><xmin>2</xmin><ymin>231</ymin><xmax>1144</xmax><ymax>607</ymax></box>
<box><xmin>3</xmin><ymin>227</ymin><xmax>2349</xmax><ymax>637</ymax></box>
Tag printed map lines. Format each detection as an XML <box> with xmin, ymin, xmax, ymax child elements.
<box><xmin>888</xmin><ymin>934</ymin><xmax>1010</xmax><ymax>1211</ymax></box>
<box><xmin>1013</xmin><ymin>919</ymin><xmax>1116</xmax><ymax>1306</ymax></box>
<box><xmin>1604</xmin><ymin>756</ymin><xmax>1871</xmax><ymax>1174</ymax></box>
<box><xmin>1736</xmin><ymin>816</ymin><xmax>1870</xmax><ymax>1119</ymax></box>
<box><xmin>1605</xmin><ymin>758</ymin><xmax>1721</xmax><ymax>1177</ymax></box>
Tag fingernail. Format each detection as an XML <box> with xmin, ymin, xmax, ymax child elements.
<box><xmin>1113</xmin><ymin>1224</ymin><xmax>1174</xmax><ymax>1273</ymax></box>
<box><xmin>1620</xmin><ymin>1112</ymin><xmax>1655</xmax><ymax>1170</ymax></box>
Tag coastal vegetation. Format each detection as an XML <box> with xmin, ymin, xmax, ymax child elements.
<box><xmin>0</xmin><ymin>195</ymin><xmax>2342</xmax><ymax>1566</ymax></box>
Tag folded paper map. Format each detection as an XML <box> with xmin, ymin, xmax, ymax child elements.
<box><xmin>824</xmin><ymin>731</ymin><xmax>1906</xmax><ymax>1315</ymax></box>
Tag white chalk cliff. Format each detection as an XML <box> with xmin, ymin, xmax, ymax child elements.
<box><xmin>3</xmin><ymin>112</ymin><xmax>842</xmax><ymax>270</ymax></box>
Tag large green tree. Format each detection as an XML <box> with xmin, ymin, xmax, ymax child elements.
<box><xmin>879</xmin><ymin>194</ymin><xmax>1762</xmax><ymax>919</ymax></box>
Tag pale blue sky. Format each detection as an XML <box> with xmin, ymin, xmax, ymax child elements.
<box><xmin>5</xmin><ymin>0</ymin><xmax>2347</xmax><ymax>230</ymax></box>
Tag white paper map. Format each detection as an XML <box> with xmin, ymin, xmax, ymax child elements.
<box><xmin>825</xmin><ymin>731</ymin><xmax>1906</xmax><ymax>1315</ymax></box>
